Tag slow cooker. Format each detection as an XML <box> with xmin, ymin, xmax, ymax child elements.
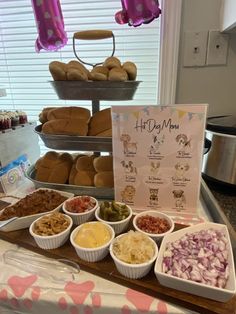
<box><xmin>202</xmin><ymin>115</ymin><xmax>236</xmax><ymax>186</ymax></box>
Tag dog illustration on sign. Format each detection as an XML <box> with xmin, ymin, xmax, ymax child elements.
<box><xmin>121</xmin><ymin>185</ymin><xmax>136</xmax><ymax>203</ymax></box>
<box><xmin>150</xmin><ymin>161</ymin><xmax>160</xmax><ymax>175</ymax></box>
<box><xmin>172</xmin><ymin>189</ymin><xmax>186</xmax><ymax>209</ymax></box>
<box><xmin>175</xmin><ymin>134</ymin><xmax>191</xmax><ymax>155</ymax></box>
<box><xmin>173</xmin><ymin>162</ymin><xmax>189</xmax><ymax>180</ymax></box>
<box><xmin>121</xmin><ymin>160</ymin><xmax>137</xmax><ymax>175</ymax></box>
<box><xmin>149</xmin><ymin>188</ymin><xmax>159</xmax><ymax>205</ymax></box>
<box><xmin>150</xmin><ymin>134</ymin><xmax>165</xmax><ymax>154</ymax></box>
<box><xmin>120</xmin><ymin>134</ymin><xmax>137</xmax><ymax>155</ymax></box>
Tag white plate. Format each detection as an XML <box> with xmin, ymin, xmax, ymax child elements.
<box><xmin>0</xmin><ymin>188</ymin><xmax>74</xmax><ymax>232</ymax></box>
<box><xmin>154</xmin><ymin>222</ymin><xmax>236</xmax><ymax>302</ymax></box>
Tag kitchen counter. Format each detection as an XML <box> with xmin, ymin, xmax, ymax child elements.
<box><xmin>202</xmin><ymin>174</ymin><xmax>236</xmax><ymax>231</ymax></box>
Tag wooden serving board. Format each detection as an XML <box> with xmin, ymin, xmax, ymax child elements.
<box><xmin>0</xmin><ymin>223</ymin><xmax>235</xmax><ymax>314</ymax></box>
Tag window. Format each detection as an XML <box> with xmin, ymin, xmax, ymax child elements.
<box><xmin>0</xmin><ymin>0</ymin><xmax>181</xmax><ymax>154</ymax></box>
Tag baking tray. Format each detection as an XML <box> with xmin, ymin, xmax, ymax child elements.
<box><xmin>50</xmin><ymin>80</ymin><xmax>141</xmax><ymax>100</ymax></box>
<box><xmin>0</xmin><ymin>220</ymin><xmax>235</xmax><ymax>314</ymax></box>
<box><xmin>34</xmin><ymin>124</ymin><xmax>112</xmax><ymax>151</ymax></box>
<box><xmin>26</xmin><ymin>165</ymin><xmax>114</xmax><ymax>200</ymax></box>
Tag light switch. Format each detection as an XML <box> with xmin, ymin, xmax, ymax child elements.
<box><xmin>206</xmin><ymin>30</ymin><xmax>229</xmax><ymax>65</ymax></box>
<box><xmin>183</xmin><ymin>31</ymin><xmax>208</xmax><ymax>67</ymax></box>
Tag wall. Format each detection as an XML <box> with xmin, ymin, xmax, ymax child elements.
<box><xmin>176</xmin><ymin>0</ymin><xmax>236</xmax><ymax>116</ymax></box>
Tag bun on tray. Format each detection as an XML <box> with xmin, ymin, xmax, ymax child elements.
<box><xmin>47</xmin><ymin>107</ymin><xmax>91</xmax><ymax>122</ymax></box>
<box><xmin>93</xmin><ymin>156</ymin><xmax>113</xmax><ymax>172</ymax></box>
<box><xmin>88</xmin><ymin>108</ymin><xmax>111</xmax><ymax>136</ymax></box>
<box><xmin>103</xmin><ymin>56</ymin><xmax>121</xmax><ymax>69</ymax></box>
<box><xmin>42</xmin><ymin>118</ymin><xmax>88</xmax><ymax>136</ymax></box>
<box><xmin>122</xmin><ymin>62</ymin><xmax>137</xmax><ymax>81</ymax></box>
<box><xmin>93</xmin><ymin>156</ymin><xmax>114</xmax><ymax>188</ymax></box>
<box><xmin>39</xmin><ymin>107</ymin><xmax>55</xmax><ymax>124</ymax></box>
<box><xmin>108</xmin><ymin>67</ymin><xmax>128</xmax><ymax>81</ymax></box>
<box><xmin>90</xmin><ymin>66</ymin><xmax>109</xmax><ymax>81</ymax></box>
<box><xmin>49</xmin><ymin>61</ymin><xmax>67</xmax><ymax>81</ymax></box>
<box><xmin>35</xmin><ymin>151</ymin><xmax>73</xmax><ymax>184</ymax></box>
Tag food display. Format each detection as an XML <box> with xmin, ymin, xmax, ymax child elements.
<box><xmin>64</xmin><ymin>196</ymin><xmax>97</xmax><ymax>213</ymax></box>
<box><xmin>112</xmin><ymin>230</ymin><xmax>156</xmax><ymax>264</ymax></box>
<box><xmin>136</xmin><ymin>215</ymin><xmax>171</xmax><ymax>234</ymax></box>
<box><xmin>49</xmin><ymin>57</ymin><xmax>137</xmax><ymax>82</ymax></box>
<box><xmin>0</xmin><ymin>190</ymin><xmax>67</xmax><ymax>221</ymax></box>
<box><xmin>34</xmin><ymin>152</ymin><xmax>114</xmax><ymax>188</ymax></box>
<box><xmin>0</xmin><ymin>110</ymin><xmax>28</xmax><ymax>130</ymax></box>
<box><xmin>73</xmin><ymin>221</ymin><xmax>111</xmax><ymax>248</ymax></box>
<box><xmin>162</xmin><ymin>228</ymin><xmax>229</xmax><ymax>288</ymax></box>
<box><xmin>35</xmin><ymin>151</ymin><xmax>73</xmax><ymax>184</ymax></box>
<box><xmin>38</xmin><ymin>106</ymin><xmax>112</xmax><ymax>137</ymax></box>
<box><xmin>32</xmin><ymin>212</ymin><xmax>70</xmax><ymax>236</ymax></box>
<box><xmin>99</xmin><ymin>201</ymin><xmax>130</xmax><ymax>222</ymax></box>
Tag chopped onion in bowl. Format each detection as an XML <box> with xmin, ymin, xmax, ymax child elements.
<box><xmin>162</xmin><ymin>228</ymin><xmax>229</xmax><ymax>288</ymax></box>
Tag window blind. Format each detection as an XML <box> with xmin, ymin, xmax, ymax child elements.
<box><xmin>0</xmin><ymin>0</ymin><xmax>161</xmax><ymax>154</ymax></box>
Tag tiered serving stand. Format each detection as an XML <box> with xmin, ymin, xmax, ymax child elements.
<box><xmin>26</xmin><ymin>30</ymin><xmax>141</xmax><ymax>199</ymax></box>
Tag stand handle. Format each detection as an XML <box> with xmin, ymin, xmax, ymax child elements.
<box><xmin>73</xmin><ymin>30</ymin><xmax>115</xmax><ymax>67</ymax></box>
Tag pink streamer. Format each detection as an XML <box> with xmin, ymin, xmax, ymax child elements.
<box><xmin>115</xmin><ymin>0</ymin><xmax>161</xmax><ymax>27</ymax></box>
<box><xmin>31</xmin><ymin>0</ymin><xmax>68</xmax><ymax>52</ymax></box>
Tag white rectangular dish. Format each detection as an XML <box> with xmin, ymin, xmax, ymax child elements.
<box><xmin>154</xmin><ymin>222</ymin><xmax>236</xmax><ymax>302</ymax></box>
<box><xmin>0</xmin><ymin>188</ymin><xmax>74</xmax><ymax>232</ymax></box>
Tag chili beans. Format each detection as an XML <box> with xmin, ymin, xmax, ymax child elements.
<box><xmin>136</xmin><ymin>215</ymin><xmax>170</xmax><ymax>234</ymax></box>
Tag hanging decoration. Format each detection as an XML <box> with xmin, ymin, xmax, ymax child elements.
<box><xmin>31</xmin><ymin>0</ymin><xmax>68</xmax><ymax>52</ymax></box>
<box><xmin>115</xmin><ymin>0</ymin><xmax>161</xmax><ymax>27</ymax></box>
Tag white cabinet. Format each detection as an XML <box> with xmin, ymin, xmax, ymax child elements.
<box><xmin>220</xmin><ymin>0</ymin><xmax>236</xmax><ymax>32</ymax></box>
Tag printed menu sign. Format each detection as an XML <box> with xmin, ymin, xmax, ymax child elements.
<box><xmin>111</xmin><ymin>105</ymin><xmax>207</xmax><ymax>215</ymax></box>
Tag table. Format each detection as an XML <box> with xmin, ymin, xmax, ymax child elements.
<box><xmin>0</xmin><ymin>182</ymin><xmax>213</xmax><ymax>314</ymax></box>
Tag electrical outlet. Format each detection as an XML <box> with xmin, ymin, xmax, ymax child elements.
<box><xmin>206</xmin><ymin>30</ymin><xmax>229</xmax><ymax>65</ymax></box>
<box><xmin>183</xmin><ymin>31</ymin><xmax>208</xmax><ymax>67</ymax></box>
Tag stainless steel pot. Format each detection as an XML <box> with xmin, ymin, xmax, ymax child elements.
<box><xmin>202</xmin><ymin>115</ymin><xmax>236</xmax><ymax>186</ymax></box>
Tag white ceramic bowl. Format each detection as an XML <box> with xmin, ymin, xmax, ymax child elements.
<box><xmin>62</xmin><ymin>195</ymin><xmax>98</xmax><ymax>225</ymax></box>
<box><xmin>70</xmin><ymin>221</ymin><xmax>115</xmax><ymax>262</ymax></box>
<box><xmin>110</xmin><ymin>232</ymin><xmax>158</xmax><ymax>279</ymax></box>
<box><xmin>95</xmin><ymin>202</ymin><xmax>132</xmax><ymax>235</ymax></box>
<box><xmin>155</xmin><ymin>222</ymin><xmax>236</xmax><ymax>302</ymax></box>
<box><xmin>29</xmin><ymin>213</ymin><xmax>73</xmax><ymax>250</ymax></box>
<box><xmin>133</xmin><ymin>211</ymin><xmax>174</xmax><ymax>243</ymax></box>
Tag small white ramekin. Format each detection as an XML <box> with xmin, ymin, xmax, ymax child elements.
<box><xmin>133</xmin><ymin>211</ymin><xmax>174</xmax><ymax>243</ymax></box>
<box><xmin>109</xmin><ymin>233</ymin><xmax>158</xmax><ymax>279</ymax></box>
<box><xmin>95</xmin><ymin>202</ymin><xmax>132</xmax><ymax>235</ymax></box>
<box><xmin>70</xmin><ymin>221</ymin><xmax>115</xmax><ymax>262</ymax></box>
<box><xmin>29</xmin><ymin>213</ymin><xmax>73</xmax><ymax>250</ymax></box>
<box><xmin>62</xmin><ymin>196</ymin><xmax>98</xmax><ymax>225</ymax></box>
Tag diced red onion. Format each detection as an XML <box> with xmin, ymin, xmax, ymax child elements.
<box><xmin>162</xmin><ymin>228</ymin><xmax>229</xmax><ymax>288</ymax></box>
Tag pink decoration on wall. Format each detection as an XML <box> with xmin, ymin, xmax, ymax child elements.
<box><xmin>10</xmin><ymin>297</ymin><xmax>20</xmax><ymax>308</ymax></box>
<box><xmin>8</xmin><ymin>275</ymin><xmax>37</xmax><ymax>298</ymax></box>
<box><xmin>115</xmin><ymin>0</ymin><xmax>161</xmax><ymax>27</ymax></box>
<box><xmin>157</xmin><ymin>300</ymin><xmax>168</xmax><ymax>314</ymax></box>
<box><xmin>31</xmin><ymin>0</ymin><xmax>68</xmax><ymax>52</ymax></box>
<box><xmin>64</xmin><ymin>281</ymin><xmax>95</xmax><ymax>305</ymax></box>
<box><xmin>126</xmin><ymin>288</ymin><xmax>154</xmax><ymax>312</ymax></box>
<box><xmin>84</xmin><ymin>305</ymin><xmax>93</xmax><ymax>314</ymax></box>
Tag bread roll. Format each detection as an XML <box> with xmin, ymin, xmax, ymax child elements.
<box><xmin>76</xmin><ymin>155</ymin><xmax>96</xmax><ymax>171</ymax></box>
<box><xmin>88</xmin><ymin>108</ymin><xmax>111</xmax><ymax>136</ymax></box>
<box><xmin>90</xmin><ymin>66</ymin><xmax>109</xmax><ymax>81</ymax></box>
<box><xmin>103</xmin><ymin>57</ymin><xmax>121</xmax><ymax>69</ymax></box>
<box><xmin>67</xmin><ymin>68</ymin><xmax>88</xmax><ymax>81</ymax></box>
<box><xmin>35</xmin><ymin>152</ymin><xmax>73</xmax><ymax>184</ymax></box>
<box><xmin>67</xmin><ymin>60</ymin><xmax>89</xmax><ymax>74</ymax></box>
<box><xmin>49</xmin><ymin>61</ymin><xmax>67</xmax><ymax>81</ymax></box>
<box><xmin>68</xmin><ymin>154</ymin><xmax>86</xmax><ymax>185</ymax></box>
<box><xmin>47</xmin><ymin>107</ymin><xmax>91</xmax><ymax>122</ymax></box>
<box><xmin>42</xmin><ymin>119</ymin><xmax>88</xmax><ymax>136</ymax></box>
<box><xmin>93</xmin><ymin>156</ymin><xmax>113</xmax><ymax>172</ymax></box>
<box><xmin>122</xmin><ymin>61</ymin><xmax>137</xmax><ymax>81</ymax></box>
<box><xmin>39</xmin><ymin>107</ymin><xmax>55</xmax><ymax>124</ymax></box>
<box><xmin>96</xmin><ymin>129</ymin><xmax>112</xmax><ymax>137</ymax></box>
<box><xmin>94</xmin><ymin>171</ymin><xmax>114</xmax><ymax>188</ymax></box>
<box><xmin>108</xmin><ymin>67</ymin><xmax>128</xmax><ymax>81</ymax></box>
<box><xmin>74</xmin><ymin>170</ymin><xmax>96</xmax><ymax>186</ymax></box>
